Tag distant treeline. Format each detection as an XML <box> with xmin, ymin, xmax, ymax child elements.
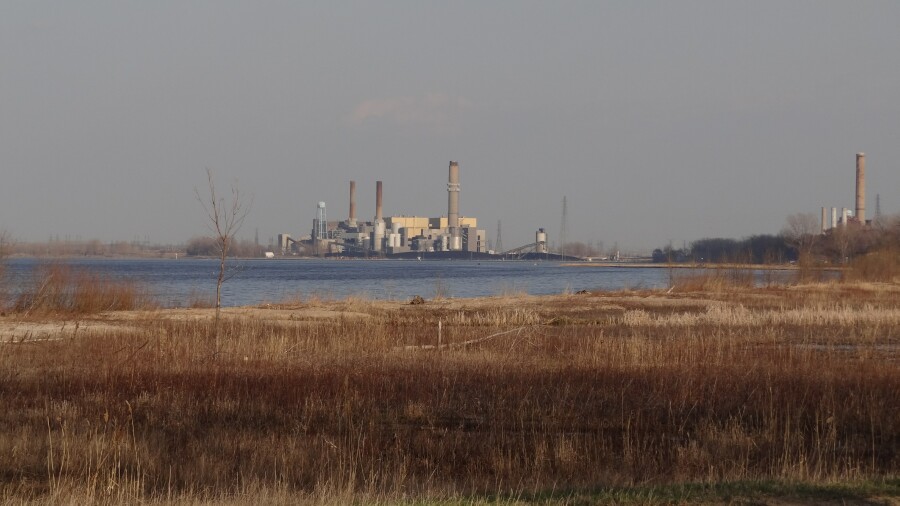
<box><xmin>185</xmin><ymin>236</ymin><xmax>268</xmax><ymax>258</ymax></box>
<box><xmin>5</xmin><ymin>239</ymin><xmax>178</xmax><ymax>258</ymax></box>
<box><xmin>654</xmin><ymin>214</ymin><xmax>900</xmax><ymax>265</ymax></box>
<box><xmin>1</xmin><ymin>237</ymin><xmax>266</xmax><ymax>259</ymax></box>
<box><xmin>652</xmin><ymin>235</ymin><xmax>796</xmax><ymax>264</ymax></box>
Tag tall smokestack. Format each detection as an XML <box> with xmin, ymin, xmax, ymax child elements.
<box><xmin>373</xmin><ymin>180</ymin><xmax>385</xmax><ymax>252</ymax></box>
<box><xmin>856</xmin><ymin>153</ymin><xmax>866</xmax><ymax>224</ymax></box>
<box><xmin>821</xmin><ymin>207</ymin><xmax>828</xmax><ymax>233</ymax></box>
<box><xmin>375</xmin><ymin>180</ymin><xmax>383</xmax><ymax>221</ymax></box>
<box><xmin>348</xmin><ymin>180</ymin><xmax>357</xmax><ymax>227</ymax></box>
<box><xmin>448</xmin><ymin>161</ymin><xmax>461</xmax><ymax>251</ymax></box>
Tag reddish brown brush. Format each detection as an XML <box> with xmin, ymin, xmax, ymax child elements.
<box><xmin>12</xmin><ymin>263</ymin><xmax>153</xmax><ymax>316</ymax></box>
<box><xmin>0</xmin><ymin>283</ymin><xmax>897</xmax><ymax>503</ymax></box>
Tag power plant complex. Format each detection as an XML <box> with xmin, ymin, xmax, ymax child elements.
<box><xmin>277</xmin><ymin>162</ymin><xmax>496</xmax><ymax>258</ymax></box>
<box><xmin>820</xmin><ymin>153</ymin><xmax>872</xmax><ymax>232</ymax></box>
<box><xmin>271</xmin><ymin>152</ymin><xmax>878</xmax><ymax>260</ymax></box>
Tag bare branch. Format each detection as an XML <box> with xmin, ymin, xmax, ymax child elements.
<box><xmin>196</xmin><ymin>168</ymin><xmax>251</xmax><ymax>350</ymax></box>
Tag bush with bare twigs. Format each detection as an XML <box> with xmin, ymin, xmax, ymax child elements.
<box><xmin>844</xmin><ymin>247</ymin><xmax>900</xmax><ymax>283</ymax></box>
<box><xmin>11</xmin><ymin>263</ymin><xmax>153</xmax><ymax>316</ymax></box>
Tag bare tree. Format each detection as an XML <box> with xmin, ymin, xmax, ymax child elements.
<box><xmin>196</xmin><ymin>169</ymin><xmax>250</xmax><ymax>348</ymax></box>
<box><xmin>0</xmin><ymin>229</ymin><xmax>11</xmax><ymax>260</ymax></box>
<box><xmin>0</xmin><ymin>230</ymin><xmax>12</xmax><ymax>309</ymax></box>
<box><xmin>781</xmin><ymin>212</ymin><xmax>820</xmax><ymax>268</ymax></box>
<box><xmin>828</xmin><ymin>224</ymin><xmax>861</xmax><ymax>264</ymax></box>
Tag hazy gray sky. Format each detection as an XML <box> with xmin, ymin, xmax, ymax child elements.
<box><xmin>2</xmin><ymin>1</ymin><xmax>898</xmax><ymax>251</ymax></box>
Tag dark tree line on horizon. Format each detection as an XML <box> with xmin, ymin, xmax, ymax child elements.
<box><xmin>652</xmin><ymin>235</ymin><xmax>796</xmax><ymax>264</ymax></box>
<box><xmin>653</xmin><ymin>213</ymin><xmax>900</xmax><ymax>265</ymax></box>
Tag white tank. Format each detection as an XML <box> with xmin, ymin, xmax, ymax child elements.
<box><xmin>535</xmin><ymin>229</ymin><xmax>548</xmax><ymax>254</ymax></box>
<box><xmin>372</xmin><ymin>221</ymin><xmax>386</xmax><ymax>251</ymax></box>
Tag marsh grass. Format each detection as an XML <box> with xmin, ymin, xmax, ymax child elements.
<box><xmin>0</xmin><ymin>283</ymin><xmax>898</xmax><ymax>504</ymax></box>
<box><xmin>11</xmin><ymin>263</ymin><xmax>154</xmax><ymax>316</ymax></box>
<box><xmin>671</xmin><ymin>267</ymin><xmax>756</xmax><ymax>293</ymax></box>
<box><xmin>846</xmin><ymin>247</ymin><xmax>900</xmax><ymax>283</ymax></box>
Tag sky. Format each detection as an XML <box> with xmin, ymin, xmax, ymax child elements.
<box><xmin>1</xmin><ymin>1</ymin><xmax>899</xmax><ymax>252</ymax></box>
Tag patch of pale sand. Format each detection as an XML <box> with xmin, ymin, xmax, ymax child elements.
<box><xmin>589</xmin><ymin>294</ymin><xmax>723</xmax><ymax>310</ymax></box>
<box><xmin>789</xmin><ymin>281</ymin><xmax>900</xmax><ymax>293</ymax></box>
<box><xmin>387</xmin><ymin>293</ymin><xmax>718</xmax><ymax>314</ymax></box>
<box><xmin>99</xmin><ymin>306</ymin><xmax>373</xmax><ymax>323</ymax></box>
<box><xmin>0</xmin><ymin>321</ymin><xmax>145</xmax><ymax>343</ymax></box>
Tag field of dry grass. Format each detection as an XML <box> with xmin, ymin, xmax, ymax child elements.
<box><xmin>1</xmin><ymin>276</ymin><xmax>899</xmax><ymax>504</ymax></box>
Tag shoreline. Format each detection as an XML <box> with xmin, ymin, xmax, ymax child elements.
<box><xmin>561</xmin><ymin>261</ymin><xmax>844</xmax><ymax>271</ymax></box>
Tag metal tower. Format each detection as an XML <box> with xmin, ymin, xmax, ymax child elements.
<box><xmin>875</xmin><ymin>193</ymin><xmax>882</xmax><ymax>221</ymax></box>
<box><xmin>559</xmin><ymin>196</ymin><xmax>568</xmax><ymax>258</ymax></box>
<box><xmin>495</xmin><ymin>220</ymin><xmax>503</xmax><ymax>254</ymax></box>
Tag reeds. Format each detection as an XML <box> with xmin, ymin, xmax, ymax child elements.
<box><xmin>670</xmin><ymin>267</ymin><xmax>756</xmax><ymax>292</ymax></box>
<box><xmin>0</xmin><ymin>283</ymin><xmax>898</xmax><ymax>504</ymax></box>
<box><xmin>11</xmin><ymin>263</ymin><xmax>154</xmax><ymax>316</ymax></box>
<box><xmin>845</xmin><ymin>247</ymin><xmax>900</xmax><ymax>283</ymax></box>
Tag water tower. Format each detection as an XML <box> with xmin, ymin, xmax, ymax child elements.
<box><xmin>315</xmin><ymin>201</ymin><xmax>327</xmax><ymax>240</ymax></box>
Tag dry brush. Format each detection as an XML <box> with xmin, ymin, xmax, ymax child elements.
<box><xmin>0</xmin><ymin>284</ymin><xmax>898</xmax><ymax>503</ymax></box>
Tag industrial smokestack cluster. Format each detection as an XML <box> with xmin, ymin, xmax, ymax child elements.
<box><xmin>448</xmin><ymin>161</ymin><xmax>461</xmax><ymax>251</ymax></box>
<box><xmin>821</xmin><ymin>152</ymin><xmax>869</xmax><ymax>233</ymax></box>
<box><xmin>856</xmin><ymin>153</ymin><xmax>866</xmax><ymax>224</ymax></box>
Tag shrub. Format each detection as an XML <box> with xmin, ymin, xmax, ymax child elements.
<box><xmin>13</xmin><ymin>263</ymin><xmax>153</xmax><ymax>315</ymax></box>
<box><xmin>844</xmin><ymin>247</ymin><xmax>900</xmax><ymax>283</ymax></box>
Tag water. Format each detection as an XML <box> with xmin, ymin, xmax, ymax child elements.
<box><xmin>4</xmin><ymin>258</ymin><xmax>673</xmax><ymax>307</ymax></box>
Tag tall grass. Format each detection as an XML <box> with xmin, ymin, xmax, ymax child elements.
<box><xmin>0</xmin><ymin>284</ymin><xmax>898</xmax><ymax>503</ymax></box>
<box><xmin>845</xmin><ymin>247</ymin><xmax>900</xmax><ymax>283</ymax></box>
<box><xmin>11</xmin><ymin>263</ymin><xmax>154</xmax><ymax>316</ymax></box>
<box><xmin>671</xmin><ymin>267</ymin><xmax>755</xmax><ymax>292</ymax></box>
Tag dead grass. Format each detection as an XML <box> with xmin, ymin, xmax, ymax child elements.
<box><xmin>671</xmin><ymin>267</ymin><xmax>756</xmax><ymax>292</ymax></box>
<box><xmin>0</xmin><ymin>283</ymin><xmax>898</xmax><ymax>504</ymax></box>
<box><xmin>846</xmin><ymin>247</ymin><xmax>900</xmax><ymax>283</ymax></box>
<box><xmin>11</xmin><ymin>263</ymin><xmax>155</xmax><ymax>316</ymax></box>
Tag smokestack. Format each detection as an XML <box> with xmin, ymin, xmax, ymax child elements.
<box><xmin>448</xmin><ymin>161</ymin><xmax>461</xmax><ymax>251</ymax></box>
<box><xmin>832</xmin><ymin>207</ymin><xmax>838</xmax><ymax>229</ymax></box>
<box><xmin>348</xmin><ymin>180</ymin><xmax>357</xmax><ymax>227</ymax></box>
<box><xmin>375</xmin><ymin>180</ymin><xmax>383</xmax><ymax>221</ymax></box>
<box><xmin>821</xmin><ymin>207</ymin><xmax>828</xmax><ymax>233</ymax></box>
<box><xmin>856</xmin><ymin>153</ymin><xmax>866</xmax><ymax>224</ymax></box>
<box><xmin>373</xmin><ymin>180</ymin><xmax>385</xmax><ymax>252</ymax></box>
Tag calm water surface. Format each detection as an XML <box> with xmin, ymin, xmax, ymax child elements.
<box><xmin>5</xmin><ymin>258</ymin><xmax>675</xmax><ymax>307</ymax></box>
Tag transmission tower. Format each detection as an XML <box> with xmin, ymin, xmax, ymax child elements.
<box><xmin>559</xmin><ymin>196</ymin><xmax>568</xmax><ymax>258</ymax></box>
<box><xmin>495</xmin><ymin>220</ymin><xmax>503</xmax><ymax>254</ymax></box>
<box><xmin>875</xmin><ymin>193</ymin><xmax>882</xmax><ymax>220</ymax></box>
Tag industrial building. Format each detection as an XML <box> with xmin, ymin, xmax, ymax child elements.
<box><xmin>270</xmin><ymin>161</ymin><xmax>582</xmax><ymax>260</ymax></box>
<box><xmin>820</xmin><ymin>153</ymin><xmax>870</xmax><ymax>233</ymax></box>
<box><xmin>286</xmin><ymin>162</ymin><xmax>488</xmax><ymax>257</ymax></box>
